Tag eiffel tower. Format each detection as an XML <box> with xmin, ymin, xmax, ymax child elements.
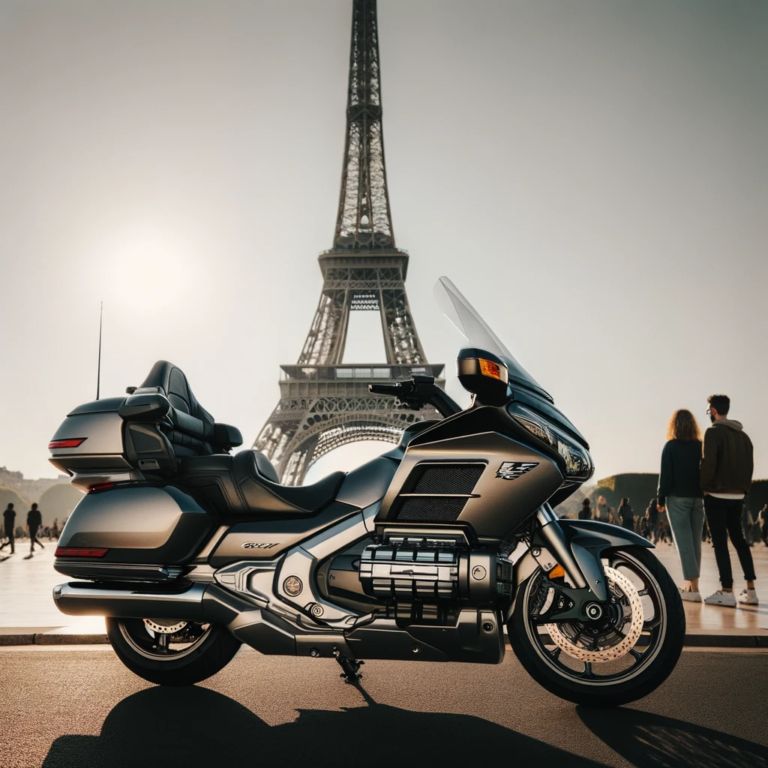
<box><xmin>255</xmin><ymin>0</ymin><xmax>444</xmax><ymax>486</ymax></box>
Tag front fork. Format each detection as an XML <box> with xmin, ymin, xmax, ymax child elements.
<box><xmin>534</xmin><ymin>504</ymin><xmax>608</xmax><ymax>603</ymax></box>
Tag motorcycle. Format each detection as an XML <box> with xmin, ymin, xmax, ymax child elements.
<box><xmin>49</xmin><ymin>277</ymin><xmax>684</xmax><ymax>706</ymax></box>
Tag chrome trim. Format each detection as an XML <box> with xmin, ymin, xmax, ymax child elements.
<box><xmin>53</xmin><ymin>582</ymin><xmax>208</xmax><ymax>618</ymax></box>
<box><xmin>276</xmin><ymin>512</ymin><xmax>368</xmax><ymax>626</ymax></box>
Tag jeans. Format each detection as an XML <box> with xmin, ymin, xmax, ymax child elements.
<box><xmin>666</xmin><ymin>496</ymin><xmax>705</xmax><ymax>581</ymax></box>
<box><xmin>704</xmin><ymin>495</ymin><xmax>756</xmax><ymax>589</ymax></box>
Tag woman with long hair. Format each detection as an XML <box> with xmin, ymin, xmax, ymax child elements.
<box><xmin>657</xmin><ymin>409</ymin><xmax>704</xmax><ymax>600</ymax></box>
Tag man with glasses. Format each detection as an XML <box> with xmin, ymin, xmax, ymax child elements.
<box><xmin>701</xmin><ymin>394</ymin><xmax>757</xmax><ymax>606</ymax></box>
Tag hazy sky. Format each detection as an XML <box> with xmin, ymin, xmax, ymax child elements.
<box><xmin>1</xmin><ymin>0</ymin><xmax>766</xmax><ymax>484</ymax></box>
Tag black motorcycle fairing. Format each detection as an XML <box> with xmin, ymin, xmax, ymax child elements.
<box><xmin>377</xmin><ymin>427</ymin><xmax>563</xmax><ymax>543</ymax></box>
<box><xmin>335</xmin><ymin>457</ymin><xmax>398</xmax><ymax>509</ymax></box>
<box><xmin>407</xmin><ymin>404</ymin><xmax>569</xmax><ymax>480</ymax></box>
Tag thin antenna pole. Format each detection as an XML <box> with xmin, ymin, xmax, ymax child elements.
<box><xmin>96</xmin><ymin>302</ymin><xmax>103</xmax><ymax>400</ymax></box>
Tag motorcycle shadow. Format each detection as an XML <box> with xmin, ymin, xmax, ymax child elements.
<box><xmin>578</xmin><ymin>706</ymin><xmax>768</xmax><ymax>768</ymax></box>
<box><xmin>43</xmin><ymin>684</ymin><xmax>603</xmax><ymax>768</ymax></box>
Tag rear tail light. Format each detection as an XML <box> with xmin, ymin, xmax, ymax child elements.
<box><xmin>88</xmin><ymin>482</ymin><xmax>116</xmax><ymax>493</ymax></box>
<box><xmin>55</xmin><ymin>547</ymin><xmax>108</xmax><ymax>558</ymax></box>
<box><xmin>49</xmin><ymin>438</ymin><xmax>87</xmax><ymax>449</ymax></box>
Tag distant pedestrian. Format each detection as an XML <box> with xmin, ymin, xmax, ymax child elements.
<box><xmin>741</xmin><ymin>507</ymin><xmax>755</xmax><ymax>546</ymax></box>
<box><xmin>593</xmin><ymin>496</ymin><xmax>614</xmax><ymax>524</ymax></box>
<box><xmin>657</xmin><ymin>409</ymin><xmax>705</xmax><ymax>601</ymax></box>
<box><xmin>646</xmin><ymin>498</ymin><xmax>659</xmax><ymax>543</ymax></box>
<box><xmin>579</xmin><ymin>498</ymin><xmax>592</xmax><ymax>520</ymax></box>
<box><xmin>758</xmin><ymin>505</ymin><xmax>768</xmax><ymax>548</ymax></box>
<box><xmin>701</xmin><ymin>394</ymin><xmax>757</xmax><ymax>606</ymax></box>
<box><xmin>52</xmin><ymin>518</ymin><xmax>60</xmax><ymax>540</ymax></box>
<box><xmin>640</xmin><ymin>514</ymin><xmax>651</xmax><ymax>540</ymax></box>
<box><xmin>0</xmin><ymin>503</ymin><xmax>16</xmax><ymax>554</ymax></box>
<box><xmin>26</xmin><ymin>503</ymin><xmax>44</xmax><ymax>556</ymax></box>
<box><xmin>618</xmin><ymin>497</ymin><xmax>635</xmax><ymax>531</ymax></box>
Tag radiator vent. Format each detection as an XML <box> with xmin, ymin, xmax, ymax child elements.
<box><xmin>393</xmin><ymin>463</ymin><xmax>484</xmax><ymax>524</ymax></box>
<box><xmin>411</xmin><ymin>465</ymin><xmax>484</xmax><ymax>495</ymax></box>
<box><xmin>397</xmin><ymin>497</ymin><xmax>468</xmax><ymax>523</ymax></box>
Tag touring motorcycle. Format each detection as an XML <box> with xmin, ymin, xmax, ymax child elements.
<box><xmin>49</xmin><ymin>278</ymin><xmax>684</xmax><ymax>706</ymax></box>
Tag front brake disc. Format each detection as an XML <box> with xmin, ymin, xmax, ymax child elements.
<box><xmin>544</xmin><ymin>566</ymin><xmax>644</xmax><ymax>662</ymax></box>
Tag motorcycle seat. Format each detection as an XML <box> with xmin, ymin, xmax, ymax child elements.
<box><xmin>177</xmin><ymin>450</ymin><xmax>345</xmax><ymax>518</ymax></box>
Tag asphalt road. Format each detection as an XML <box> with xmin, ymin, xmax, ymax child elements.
<box><xmin>1</xmin><ymin>647</ymin><xmax>766</xmax><ymax>768</ymax></box>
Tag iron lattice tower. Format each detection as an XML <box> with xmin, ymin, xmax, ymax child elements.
<box><xmin>255</xmin><ymin>0</ymin><xmax>443</xmax><ymax>485</ymax></box>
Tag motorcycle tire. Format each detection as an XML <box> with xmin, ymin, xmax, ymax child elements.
<box><xmin>106</xmin><ymin>617</ymin><xmax>242</xmax><ymax>686</ymax></box>
<box><xmin>508</xmin><ymin>546</ymin><xmax>685</xmax><ymax>707</ymax></box>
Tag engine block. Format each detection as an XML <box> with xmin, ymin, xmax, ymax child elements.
<box><xmin>359</xmin><ymin>537</ymin><xmax>513</xmax><ymax>604</ymax></box>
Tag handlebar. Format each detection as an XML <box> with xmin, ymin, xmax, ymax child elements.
<box><xmin>369</xmin><ymin>375</ymin><xmax>461</xmax><ymax>418</ymax></box>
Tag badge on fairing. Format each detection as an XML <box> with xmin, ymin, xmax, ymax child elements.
<box><xmin>496</xmin><ymin>461</ymin><xmax>538</xmax><ymax>480</ymax></box>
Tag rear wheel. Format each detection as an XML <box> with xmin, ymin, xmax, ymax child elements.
<box><xmin>509</xmin><ymin>546</ymin><xmax>685</xmax><ymax>707</ymax></box>
<box><xmin>106</xmin><ymin>617</ymin><xmax>241</xmax><ymax>686</ymax></box>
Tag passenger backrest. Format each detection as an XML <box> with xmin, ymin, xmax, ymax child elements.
<box><xmin>136</xmin><ymin>361</ymin><xmax>216</xmax><ymax>458</ymax></box>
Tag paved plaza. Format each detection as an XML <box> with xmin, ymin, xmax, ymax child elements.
<box><xmin>0</xmin><ymin>645</ymin><xmax>766</xmax><ymax>768</ymax></box>
<box><xmin>1</xmin><ymin>536</ymin><xmax>766</xmax><ymax>640</ymax></box>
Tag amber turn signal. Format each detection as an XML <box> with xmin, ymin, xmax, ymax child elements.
<box><xmin>478</xmin><ymin>358</ymin><xmax>503</xmax><ymax>380</ymax></box>
<box><xmin>548</xmin><ymin>564</ymin><xmax>565</xmax><ymax>580</ymax></box>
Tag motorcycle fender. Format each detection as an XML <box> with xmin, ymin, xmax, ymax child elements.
<box><xmin>558</xmin><ymin>519</ymin><xmax>655</xmax><ymax>550</ymax></box>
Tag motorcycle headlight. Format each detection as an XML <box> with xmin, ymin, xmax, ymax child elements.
<box><xmin>508</xmin><ymin>404</ymin><xmax>593</xmax><ymax>481</ymax></box>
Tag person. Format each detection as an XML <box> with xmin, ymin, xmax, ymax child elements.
<box><xmin>701</xmin><ymin>394</ymin><xmax>757</xmax><ymax>606</ymax></box>
<box><xmin>639</xmin><ymin>512</ymin><xmax>651</xmax><ymax>540</ymax></box>
<box><xmin>657</xmin><ymin>409</ymin><xmax>705</xmax><ymax>601</ymax></box>
<box><xmin>593</xmin><ymin>495</ymin><xmax>614</xmax><ymax>523</ymax></box>
<box><xmin>578</xmin><ymin>498</ymin><xmax>592</xmax><ymax>520</ymax></box>
<box><xmin>52</xmin><ymin>518</ymin><xmax>60</xmax><ymax>540</ymax></box>
<box><xmin>617</xmin><ymin>497</ymin><xmax>634</xmax><ymax>530</ymax></box>
<box><xmin>646</xmin><ymin>498</ymin><xmax>659</xmax><ymax>543</ymax></box>
<box><xmin>0</xmin><ymin>503</ymin><xmax>16</xmax><ymax>554</ymax></box>
<box><xmin>26</xmin><ymin>503</ymin><xmax>44</xmax><ymax>556</ymax></box>
<box><xmin>759</xmin><ymin>504</ymin><xmax>768</xmax><ymax>548</ymax></box>
<box><xmin>741</xmin><ymin>507</ymin><xmax>755</xmax><ymax>546</ymax></box>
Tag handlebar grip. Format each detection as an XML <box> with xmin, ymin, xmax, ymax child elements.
<box><xmin>369</xmin><ymin>384</ymin><xmax>400</xmax><ymax>396</ymax></box>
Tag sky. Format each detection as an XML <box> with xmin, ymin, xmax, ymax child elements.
<box><xmin>1</xmin><ymin>0</ymin><xmax>766</xmax><ymax>483</ymax></box>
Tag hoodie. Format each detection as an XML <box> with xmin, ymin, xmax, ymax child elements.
<box><xmin>700</xmin><ymin>419</ymin><xmax>754</xmax><ymax>496</ymax></box>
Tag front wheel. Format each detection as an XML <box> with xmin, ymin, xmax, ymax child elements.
<box><xmin>106</xmin><ymin>617</ymin><xmax>241</xmax><ymax>686</ymax></box>
<box><xmin>509</xmin><ymin>546</ymin><xmax>685</xmax><ymax>707</ymax></box>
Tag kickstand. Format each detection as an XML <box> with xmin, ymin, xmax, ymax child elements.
<box><xmin>333</xmin><ymin>650</ymin><xmax>364</xmax><ymax>684</ymax></box>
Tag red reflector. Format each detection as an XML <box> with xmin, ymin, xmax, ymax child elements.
<box><xmin>55</xmin><ymin>547</ymin><xmax>109</xmax><ymax>558</ymax></box>
<box><xmin>89</xmin><ymin>482</ymin><xmax>116</xmax><ymax>493</ymax></box>
<box><xmin>49</xmin><ymin>438</ymin><xmax>87</xmax><ymax>449</ymax></box>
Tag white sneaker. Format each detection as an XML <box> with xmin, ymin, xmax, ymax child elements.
<box><xmin>704</xmin><ymin>590</ymin><xmax>736</xmax><ymax>607</ymax></box>
<box><xmin>678</xmin><ymin>587</ymin><xmax>702</xmax><ymax>602</ymax></box>
<box><xmin>738</xmin><ymin>589</ymin><xmax>759</xmax><ymax>605</ymax></box>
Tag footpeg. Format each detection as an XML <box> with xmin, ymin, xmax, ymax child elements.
<box><xmin>334</xmin><ymin>650</ymin><xmax>364</xmax><ymax>684</ymax></box>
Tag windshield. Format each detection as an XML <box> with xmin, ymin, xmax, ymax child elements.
<box><xmin>433</xmin><ymin>276</ymin><xmax>553</xmax><ymax>402</ymax></box>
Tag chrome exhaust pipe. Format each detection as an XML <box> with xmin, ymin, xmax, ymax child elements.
<box><xmin>52</xmin><ymin>581</ymin><xmax>348</xmax><ymax>658</ymax></box>
<box><xmin>53</xmin><ymin>582</ymin><xmax>210</xmax><ymax>620</ymax></box>
<box><xmin>52</xmin><ymin>581</ymin><xmax>309</xmax><ymax>656</ymax></box>
<box><xmin>52</xmin><ymin>581</ymin><xmax>257</xmax><ymax>625</ymax></box>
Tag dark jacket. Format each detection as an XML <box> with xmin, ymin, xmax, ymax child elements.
<box><xmin>618</xmin><ymin>504</ymin><xmax>634</xmax><ymax>523</ymax></box>
<box><xmin>700</xmin><ymin>420</ymin><xmax>753</xmax><ymax>495</ymax></box>
<box><xmin>657</xmin><ymin>439</ymin><xmax>703</xmax><ymax>507</ymax></box>
<box><xmin>27</xmin><ymin>508</ymin><xmax>42</xmax><ymax>529</ymax></box>
<box><xmin>3</xmin><ymin>508</ymin><xmax>15</xmax><ymax>530</ymax></box>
